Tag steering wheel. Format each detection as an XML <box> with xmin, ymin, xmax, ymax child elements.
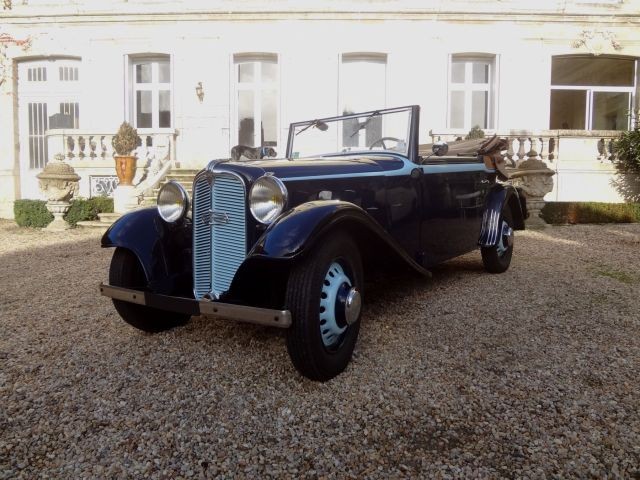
<box><xmin>369</xmin><ymin>137</ymin><xmax>402</xmax><ymax>150</ymax></box>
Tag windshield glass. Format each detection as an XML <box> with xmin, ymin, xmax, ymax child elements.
<box><xmin>288</xmin><ymin>107</ymin><xmax>412</xmax><ymax>159</ymax></box>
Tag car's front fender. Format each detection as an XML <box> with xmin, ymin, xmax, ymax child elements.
<box><xmin>101</xmin><ymin>207</ymin><xmax>193</xmax><ymax>296</ymax></box>
<box><xmin>247</xmin><ymin>200</ymin><xmax>428</xmax><ymax>275</ymax></box>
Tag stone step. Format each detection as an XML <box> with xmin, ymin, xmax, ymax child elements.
<box><xmin>77</xmin><ymin>212</ymin><xmax>122</xmax><ymax>229</ymax></box>
<box><xmin>76</xmin><ymin>220</ymin><xmax>111</xmax><ymax>229</ymax></box>
<box><xmin>98</xmin><ymin>213</ymin><xmax>122</xmax><ymax>223</ymax></box>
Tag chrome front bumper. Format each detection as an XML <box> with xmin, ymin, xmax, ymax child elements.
<box><xmin>99</xmin><ymin>283</ymin><xmax>292</xmax><ymax>328</ymax></box>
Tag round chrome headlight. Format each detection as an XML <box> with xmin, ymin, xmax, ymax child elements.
<box><xmin>157</xmin><ymin>181</ymin><xmax>189</xmax><ymax>223</ymax></box>
<box><xmin>249</xmin><ymin>175</ymin><xmax>288</xmax><ymax>224</ymax></box>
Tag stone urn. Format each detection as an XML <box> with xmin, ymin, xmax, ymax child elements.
<box><xmin>509</xmin><ymin>158</ymin><xmax>555</xmax><ymax>228</ymax></box>
<box><xmin>36</xmin><ymin>153</ymin><xmax>80</xmax><ymax>231</ymax></box>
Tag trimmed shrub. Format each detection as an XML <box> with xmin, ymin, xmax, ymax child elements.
<box><xmin>64</xmin><ymin>197</ymin><xmax>114</xmax><ymax>226</ymax></box>
<box><xmin>541</xmin><ymin>202</ymin><xmax>640</xmax><ymax>224</ymax></box>
<box><xmin>465</xmin><ymin>125</ymin><xmax>485</xmax><ymax>140</ymax></box>
<box><xmin>13</xmin><ymin>200</ymin><xmax>54</xmax><ymax>228</ymax></box>
<box><xmin>112</xmin><ymin>121</ymin><xmax>140</xmax><ymax>156</ymax></box>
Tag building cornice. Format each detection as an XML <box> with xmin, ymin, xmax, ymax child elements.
<box><xmin>2</xmin><ymin>10</ymin><xmax>640</xmax><ymax>26</ymax></box>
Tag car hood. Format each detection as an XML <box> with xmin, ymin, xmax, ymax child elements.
<box><xmin>213</xmin><ymin>155</ymin><xmax>408</xmax><ymax>183</ymax></box>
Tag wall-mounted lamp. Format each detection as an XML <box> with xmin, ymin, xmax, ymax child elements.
<box><xmin>195</xmin><ymin>82</ymin><xmax>204</xmax><ymax>103</ymax></box>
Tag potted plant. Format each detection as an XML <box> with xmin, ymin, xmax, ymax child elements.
<box><xmin>112</xmin><ymin>122</ymin><xmax>140</xmax><ymax>186</ymax></box>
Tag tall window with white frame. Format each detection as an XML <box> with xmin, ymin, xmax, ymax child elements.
<box><xmin>17</xmin><ymin>58</ymin><xmax>81</xmax><ymax>171</ymax></box>
<box><xmin>234</xmin><ymin>54</ymin><xmax>279</xmax><ymax>148</ymax></box>
<box><xmin>340</xmin><ymin>53</ymin><xmax>387</xmax><ymax>149</ymax></box>
<box><xmin>448</xmin><ymin>55</ymin><xmax>496</xmax><ymax>131</ymax></box>
<box><xmin>549</xmin><ymin>55</ymin><xmax>637</xmax><ymax>131</ymax></box>
<box><xmin>131</xmin><ymin>56</ymin><xmax>172</xmax><ymax>130</ymax></box>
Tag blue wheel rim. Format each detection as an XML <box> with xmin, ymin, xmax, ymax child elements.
<box><xmin>319</xmin><ymin>262</ymin><xmax>351</xmax><ymax>348</ymax></box>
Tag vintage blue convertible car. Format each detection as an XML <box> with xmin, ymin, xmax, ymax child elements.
<box><xmin>100</xmin><ymin>105</ymin><xmax>527</xmax><ymax>381</ymax></box>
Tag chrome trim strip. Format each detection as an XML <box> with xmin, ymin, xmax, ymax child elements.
<box><xmin>99</xmin><ymin>283</ymin><xmax>291</xmax><ymax>328</ymax></box>
<box><xmin>100</xmin><ymin>283</ymin><xmax>146</xmax><ymax>305</ymax></box>
<box><xmin>279</xmin><ymin>160</ymin><xmax>493</xmax><ymax>182</ymax></box>
<box><xmin>199</xmin><ymin>301</ymin><xmax>291</xmax><ymax>328</ymax></box>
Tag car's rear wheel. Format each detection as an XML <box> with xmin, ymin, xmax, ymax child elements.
<box><xmin>481</xmin><ymin>208</ymin><xmax>514</xmax><ymax>273</ymax></box>
<box><xmin>108</xmin><ymin>248</ymin><xmax>190</xmax><ymax>332</ymax></box>
<box><xmin>285</xmin><ymin>233</ymin><xmax>363</xmax><ymax>381</ymax></box>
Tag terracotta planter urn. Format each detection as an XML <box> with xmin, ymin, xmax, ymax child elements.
<box><xmin>114</xmin><ymin>154</ymin><xmax>138</xmax><ymax>186</ymax></box>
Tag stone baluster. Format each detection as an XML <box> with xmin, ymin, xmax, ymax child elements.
<box><xmin>597</xmin><ymin>138</ymin><xmax>606</xmax><ymax>161</ymax></box>
<box><xmin>515</xmin><ymin>138</ymin><xmax>526</xmax><ymax>165</ymax></box>
<box><xmin>78</xmin><ymin>136</ymin><xmax>87</xmax><ymax>158</ymax></box>
<box><xmin>65</xmin><ymin>134</ymin><xmax>77</xmax><ymax>159</ymax></box>
<box><xmin>607</xmin><ymin>138</ymin><xmax>616</xmax><ymax>161</ymax></box>
<box><xmin>539</xmin><ymin>137</ymin><xmax>549</xmax><ymax>162</ymax></box>
<box><xmin>101</xmin><ymin>135</ymin><xmax>114</xmax><ymax>159</ymax></box>
<box><xmin>505</xmin><ymin>137</ymin><xmax>515</xmax><ymax>166</ymax></box>
<box><xmin>549</xmin><ymin>136</ymin><xmax>557</xmax><ymax>161</ymax></box>
<box><xmin>88</xmin><ymin>135</ymin><xmax>98</xmax><ymax>159</ymax></box>
<box><xmin>527</xmin><ymin>137</ymin><xmax>539</xmax><ymax>160</ymax></box>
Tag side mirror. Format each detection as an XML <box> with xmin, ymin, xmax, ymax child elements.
<box><xmin>315</xmin><ymin>120</ymin><xmax>329</xmax><ymax>132</ymax></box>
<box><xmin>432</xmin><ymin>141</ymin><xmax>449</xmax><ymax>157</ymax></box>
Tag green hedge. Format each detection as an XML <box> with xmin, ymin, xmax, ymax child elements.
<box><xmin>13</xmin><ymin>197</ymin><xmax>114</xmax><ymax>228</ymax></box>
<box><xmin>541</xmin><ymin>202</ymin><xmax>640</xmax><ymax>224</ymax></box>
<box><xmin>13</xmin><ymin>199</ymin><xmax>54</xmax><ymax>228</ymax></box>
<box><xmin>64</xmin><ymin>197</ymin><xmax>114</xmax><ymax>226</ymax></box>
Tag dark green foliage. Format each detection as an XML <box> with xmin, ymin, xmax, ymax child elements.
<box><xmin>465</xmin><ymin>125</ymin><xmax>485</xmax><ymax>140</ymax></box>
<box><xmin>13</xmin><ymin>200</ymin><xmax>54</xmax><ymax>228</ymax></box>
<box><xmin>613</xmin><ymin>118</ymin><xmax>640</xmax><ymax>202</ymax></box>
<box><xmin>541</xmin><ymin>202</ymin><xmax>640</xmax><ymax>224</ymax></box>
<box><xmin>64</xmin><ymin>197</ymin><xmax>114</xmax><ymax>226</ymax></box>
<box><xmin>14</xmin><ymin>197</ymin><xmax>114</xmax><ymax>228</ymax></box>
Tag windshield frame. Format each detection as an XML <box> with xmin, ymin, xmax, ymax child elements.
<box><xmin>286</xmin><ymin>105</ymin><xmax>420</xmax><ymax>163</ymax></box>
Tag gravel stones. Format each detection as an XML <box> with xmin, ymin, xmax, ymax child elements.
<box><xmin>1</xmin><ymin>220</ymin><xmax>639</xmax><ymax>478</ymax></box>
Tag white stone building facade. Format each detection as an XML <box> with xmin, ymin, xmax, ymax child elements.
<box><xmin>1</xmin><ymin>0</ymin><xmax>639</xmax><ymax>218</ymax></box>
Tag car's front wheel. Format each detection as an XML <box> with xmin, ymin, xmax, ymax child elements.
<box><xmin>285</xmin><ymin>233</ymin><xmax>363</xmax><ymax>381</ymax></box>
<box><xmin>481</xmin><ymin>208</ymin><xmax>514</xmax><ymax>273</ymax></box>
<box><xmin>108</xmin><ymin>248</ymin><xmax>190</xmax><ymax>332</ymax></box>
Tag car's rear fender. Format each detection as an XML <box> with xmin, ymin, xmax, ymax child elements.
<box><xmin>478</xmin><ymin>185</ymin><xmax>526</xmax><ymax>248</ymax></box>
<box><xmin>101</xmin><ymin>207</ymin><xmax>193</xmax><ymax>296</ymax></box>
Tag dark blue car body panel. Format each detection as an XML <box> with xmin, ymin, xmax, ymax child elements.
<box><xmin>102</xmin><ymin>208</ymin><xmax>193</xmax><ymax>297</ymax></box>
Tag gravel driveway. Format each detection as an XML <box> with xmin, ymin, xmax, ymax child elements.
<box><xmin>1</xmin><ymin>219</ymin><xmax>639</xmax><ymax>479</ymax></box>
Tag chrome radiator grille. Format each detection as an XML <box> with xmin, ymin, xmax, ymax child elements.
<box><xmin>192</xmin><ymin>171</ymin><xmax>247</xmax><ymax>300</ymax></box>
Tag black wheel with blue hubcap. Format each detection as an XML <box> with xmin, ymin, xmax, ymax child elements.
<box><xmin>481</xmin><ymin>208</ymin><xmax>514</xmax><ymax>273</ymax></box>
<box><xmin>285</xmin><ymin>232</ymin><xmax>363</xmax><ymax>381</ymax></box>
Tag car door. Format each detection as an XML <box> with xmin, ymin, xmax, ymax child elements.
<box><xmin>419</xmin><ymin>157</ymin><xmax>493</xmax><ymax>267</ymax></box>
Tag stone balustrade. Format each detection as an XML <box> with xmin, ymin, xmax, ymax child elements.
<box><xmin>46</xmin><ymin>130</ymin><xmax>177</xmax><ymax>165</ymax></box>
<box><xmin>45</xmin><ymin>129</ymin><xmax>177</xmax><ymax>202</ymax></box>
<box><xmin>429</xmin><ymin>130</ymin><xmax>622</xmax><ymax>166</ymax></box>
